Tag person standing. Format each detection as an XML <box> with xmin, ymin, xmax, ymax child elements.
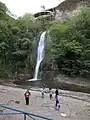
<box><xmin>49</xmin><ymin>88</ymin><xmax>53</xmax><ymax>100</ymax></box>
<box><xmin>41</xmin><ymin>88</ymin><xmax>44</xmax><ymax>98</ymax></box>
<box><xmin>55</xmin><ymin>89</ymin><xmax>59</xmax><ymax>99</ymax></box>
<box><xmin>24</xmin><ymin>89</ymin><xmax>31</xmax><ymax>105</ymax></box>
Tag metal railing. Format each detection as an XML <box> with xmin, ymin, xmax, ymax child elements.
<box><xmin>0</xmin><ymin>104</ymin><xmax>53</xmax><ymax>120</ymax></box>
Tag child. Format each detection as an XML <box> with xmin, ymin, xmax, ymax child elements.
<box><xmin>49</xmin><ymin>88</ymin><xmax>53</xmax><ymax>100</ymax></box>
<box><xmin>41</xmin><ymin>88</ymin><xmax>44</xmax><ymax>98</ymax></box>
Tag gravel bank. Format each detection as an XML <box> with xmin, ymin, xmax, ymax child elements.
<box><xmin>0</xmin><ymin>85</ymin><xmax>90</xmax><ymax>120</ymax></box>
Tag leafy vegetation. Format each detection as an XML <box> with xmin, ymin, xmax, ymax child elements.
<box><xmin>49</xmin><ymin>8</ymin><xmax>90</xmax><ymax>77</ymax></box>
<box><xmin>0</xmin><ymin>2</ymin><xmax>43</xmax><ymax>78</ymax></box>
<box><xmin>0</xmin><ymin>1</ymin><xmax>90</xmax><ymax>79</ymax></box>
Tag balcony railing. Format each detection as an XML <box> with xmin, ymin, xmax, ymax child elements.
<box><xmin>0</xmin><ymin>104</ymin><xmax>53</xmax><ymax>120</ymax></box>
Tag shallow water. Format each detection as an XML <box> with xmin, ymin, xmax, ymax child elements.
<box><xmin>0</xmin><ymin>77</ymin><xmax>90</xmax><ymax>93</ymax></box>
<box><xmin>13</xmin><ymin>79</ymin><xmax>90</xmax><ymax>93</ymax></box>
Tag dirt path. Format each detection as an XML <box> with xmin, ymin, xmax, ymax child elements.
<box><xmin>0</xmin><ymin>85</ymin><xmax>90</xmax><ymax>120</ymax></box>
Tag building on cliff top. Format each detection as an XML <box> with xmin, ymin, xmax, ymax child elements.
<box><xmin>34</xmin><ymin>0</ymin><xmax>90</xmax><ymax>21</ymax></box>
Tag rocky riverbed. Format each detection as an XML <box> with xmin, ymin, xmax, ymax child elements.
<box><xmin>0</xmin><ymin>85</ymin><xmax>90</xmax><ymax>120</ymax></box>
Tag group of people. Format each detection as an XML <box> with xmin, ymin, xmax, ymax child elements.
<box><xmin>49</xmin><ymin>88</ymin><xmax>60</xmax><ymax>111</ymax></box>
<box><xmin>24</xmin><ymin>88</ymin><xmax>60</xmax><ymax>110</ymax></box>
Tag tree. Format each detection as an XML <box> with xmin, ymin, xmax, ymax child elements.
<box><xmin>49</xmin><ymin>8</ymin><xmax>90</xmax><ymax>77</ymax></box>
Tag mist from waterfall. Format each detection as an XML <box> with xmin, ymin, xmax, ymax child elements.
<box><xmin>33</xmin><ymin>31</ymin><xmax>46</xmax><ymax>80</ymax></box>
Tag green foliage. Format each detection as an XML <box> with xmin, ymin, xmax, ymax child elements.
<box><xmin>0</xmin><ymin>1</ymin><xmax>43</xmax><ymax>77</ymax></box>
<box><xmin>49</xmin><ymin>8</ymin><xmax>90</xmax><ymax>77</ymax></box>
<box><xmin>0</xmin><ymin>0</ymin><xmax>90</xmax><ymax>79</ymax></box>
<box><xmin>0</xmin><ymin>2</ymin><xmax>8</xmax><ymax>20</ymax></box>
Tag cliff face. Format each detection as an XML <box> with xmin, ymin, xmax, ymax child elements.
<box><xmin>55</xmin><ymin>0</ymin><xmax>90</xmax><ymax>20</ymax></box>
<box><xmin>56</xmin><ymin>0</ymin><xmax>90</xmax><ymax>11</ymax></box>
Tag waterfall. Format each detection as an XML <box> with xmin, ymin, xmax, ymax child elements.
<box><xmin>28</xmin><ymin>31</ymin><xmax>46</xmax><ymax>81</ymax></box>
<box><xmin>34</xmin><ymin>31</ymin><xmax>46</xmax><ymax>79</ymax></box>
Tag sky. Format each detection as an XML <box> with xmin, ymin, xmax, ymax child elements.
<box><xmin>0</xmin><ymin>0</ymin><xmax>64</xmax><ymax>17</ymax></box>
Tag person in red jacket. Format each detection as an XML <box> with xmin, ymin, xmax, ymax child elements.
<box><xmin>24</xmin><ymin>89</ymin><xmax>31</xmax><ymax>105</ymax></box>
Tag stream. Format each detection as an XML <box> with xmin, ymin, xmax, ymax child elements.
<box><xmin>0</xmin><ymin>75</ymin><xmax>90</xmax><ymax>93</ymax></box>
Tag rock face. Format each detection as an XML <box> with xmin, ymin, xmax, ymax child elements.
<box><xmin>55</xmin><ymin>0</ymin><xmax>90</xmax><ymax>20</ymax></box>
<box><xmin>56</xmin><ymin>0</ymin><xmax>90</xmax><ymax>11</ymax></box>
<box><xmin>40</xmin><ymin>57</ymin><xmax>59</xmax><ymax>82</ymax></box>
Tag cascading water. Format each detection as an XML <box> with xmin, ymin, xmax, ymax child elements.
<box><xmin>28</xmin><ymin>31</ymin><xmax>46</xmax><ymax>81</ymax></box>
<box><xmin>34</xmin><ymin>31</ymin><xmax>46</xmax><ymax>79</ymax></box>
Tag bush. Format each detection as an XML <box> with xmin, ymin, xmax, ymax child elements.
<box><xmin>49</xmin><ymin>8</ymin><xmax>90</xmax><ymax>77</ymax></box>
